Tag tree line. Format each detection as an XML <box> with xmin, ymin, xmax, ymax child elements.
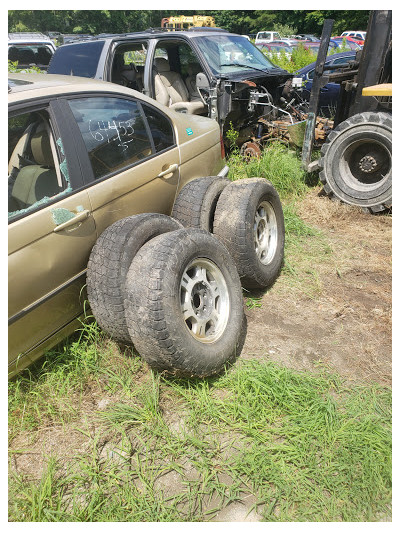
<box><xmin>8</xmin><ymin>10</ymin><xmax>370</xmax><ymax>37</ymax></box>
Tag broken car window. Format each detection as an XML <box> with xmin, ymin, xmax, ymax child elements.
<box><xmin>8</xmin><ymin>110</ymin><xmax>65</xmax><ymax>219</ymax></box>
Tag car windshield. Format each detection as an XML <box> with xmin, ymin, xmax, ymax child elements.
<box><xmin>194</xmin><ymin>34</ymin><xmax>275</xmax><ymax>76</ymax></box>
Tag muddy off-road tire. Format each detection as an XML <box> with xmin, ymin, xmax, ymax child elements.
<box><xmin>319</xmin><ymin>111</ymin><xmax>392</xmax><ymax>213</ymax></box>
<box><xmin>124</xmin><ymin>228</ymin><xmax>245</xmax><ymax>377</ymax></box>
<box><xmin>171</xmin><ymin>176</ymin><xmax>230</xmax><ymax>231</ymax></box>
<box><xmin>87</xmin><ymin>213</ymin><xmax>182</xmax><ymax>344</ymax></box>
<box><xmin>213</xmin><ymin>178</ymin><xmax>285</xmax><ymax>290</ymax></box>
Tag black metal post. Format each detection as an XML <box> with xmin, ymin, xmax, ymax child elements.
<box><xmin>301</xmin><ymin>18</ymin><xmax>334</xmax><ymax>171</ymax></box>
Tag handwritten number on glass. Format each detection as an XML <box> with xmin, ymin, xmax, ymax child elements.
<box><xmin>89</xmin><ymin>119</ymin><xmax>135</xmax><ymax>151</ymax></box>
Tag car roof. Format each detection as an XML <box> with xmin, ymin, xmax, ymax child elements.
<box><xmin>59</xmin><ymin>27</ymin><xmax>232</xmax><ymax>46</ymax></box>
<box><xmin>296</xmin><ymin>51</ymin><xmax>356</xmax><ymax>74</ymax></box>
<box><xmin>332</xmin><ymin>36</ymin><xmax>357</xmax><ymax>39</ymax></box>
<box><xmin>8</xmin><ymin>73</ymin><xmax>154</xmax><ymax>104</ymax></box>
<box><xmin>8</xmin><ymin>32</ymin><xmax>53</xmax><ymax>44</ymax></box>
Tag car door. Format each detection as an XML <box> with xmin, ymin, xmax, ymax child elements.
<box><xmin>8</xmin><ymin>101</ymin><xmax>97</xmax><ymax>372</ymax></box>
<box><xmin>64</xmin><ymin>93</ymin><xmax>180</xmax><ymax>236</ymax></box>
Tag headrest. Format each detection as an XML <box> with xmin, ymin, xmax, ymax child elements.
<box><xmin>155</xmin><ymin>57</ymin><xmax>170</xmax><ymax>73</ymax></box>
<box><xmin>113</xmin><ymin>54</ymin><xmax>125</xmax><ymax>71</ymax></box>
<box><xmin>121</xmin><ymin>64</ymin><xmax>137</xmax><ymax>82</ymax></box>
<box><xmin>36</xmin><ymin>47</ymin><xmax>52</xmax><ymax>62</ymax></box>
<box><xmin>19</xmin><ymin>48</ymin><xmax>36</xmax><ymax>64</ymax></box>
<box><xmin>8</xmin><ymin>47</ymin><xmax>19</xmax><ymax>61</ymax></box>
<box><xmin>30</xmin><ymin>123</ymin><xmax>54</xmax><ymax>167</ymax></box>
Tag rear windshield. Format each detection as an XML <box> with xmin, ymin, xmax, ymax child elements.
<box><xmin>48</xmin><ymin>40</ymin><xmax>105</xmax><ymax>78</ymax></box>
<box><xmin>8</xmin><ymin>44</ymin><xmax>54</xmax><ymax>67</ymax></box>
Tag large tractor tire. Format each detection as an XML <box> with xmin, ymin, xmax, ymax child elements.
<box><xmin>319</xmin><ymin>111</ymin><xmax>392</xmax><ymax>213</ymax></box>
<box><xmin>124</xmin><ymin>228</ymin><xmax>245</xmax><ymax>377</ymax></box>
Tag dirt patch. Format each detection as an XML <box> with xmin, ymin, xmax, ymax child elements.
<box><xmin>244</xmin><ymin>190</ymin><xmax>392</xmax><ymax>386</ymax></box>
<box><xmin>9</xmin><ymin>422</ymin><xmax>94</xmax><ymax>481</ymax></box>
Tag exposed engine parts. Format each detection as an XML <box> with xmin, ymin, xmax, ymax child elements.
<box><xmin>235</xmin><ymin>79</ymin><xmax>334</xmax><ymax>158</ymax></box>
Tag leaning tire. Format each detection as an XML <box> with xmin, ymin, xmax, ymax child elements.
<box><xmin>124</xmin><ymin>228</ymin><xmax>245</xmax><ymax>377</ymax></box>
<box><xmin>87</xmin><ymin>213</ymin><xmax>182</xmax><ymax>344</ymax></box>
<box><xmin>213</xmin><ymin>178</ymin><xmax>285</xmax><ymax>290</ymax></box>
<box><xmin>171</xmin><ymin>176</ymin><xmax>230</xmax><ymax>231</ymax></box>
<box><xmin>319</xmin><ymin>111</ymin><xmax>392</xmax><ymax>212</ymax></box>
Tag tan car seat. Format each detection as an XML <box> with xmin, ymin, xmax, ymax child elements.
<box><xmin>10</xmin><ymin>123</ymin><xmax>62</xmax><ymax>212</ymax></box>
<box><xmin>8</xmin><ymin>122</ymin><xmax>35</xmax><ymax>175</ymax></box>
<box><xmin>112</xmin><ymin>54</ymin><xmax>144</xmax><ymax>92</ymax></box>
<box><xmin>153</xmin><ymin>58</ymin><xmax>205</xmax><ymax>114</ymax></box>
<box><xmin>185</xmin><ymin>62</ymin><xmax>203</xmax><ymax>102</ymax></box>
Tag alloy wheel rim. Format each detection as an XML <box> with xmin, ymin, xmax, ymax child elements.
<box><xmin>254</xmin><ymin>201</ymin><xmax>278</xmax><ymax>265</ymax></box>
<box><xmin>180</xmin><ymin>258</ymin><xmax>229</xmax><ymax>343</ymax></box>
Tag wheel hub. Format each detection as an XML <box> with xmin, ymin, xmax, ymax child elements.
<box><xmin>253</xmin><ymin>201</ymin><xmax>278</xmax><ymax>265</ymax></box>
<box><xmin>358</xmin><ymin>154</ymin><xmax>378</xmax><ymax>173</ymax></box>
<box><xmin>191</xmin><ymin>282</ymin><xmax>214</xmax><ymax>320</ymax></box>
<box><xmin>344</xmin><ymin>140</ymin><xmax>390</xmax><ymax>187</ymax></box>
<box><xmin>180</xmin><ymin>259</ymin><xmax>229</xmax><ymax>342</ymax></box>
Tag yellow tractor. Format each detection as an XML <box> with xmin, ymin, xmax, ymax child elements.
<box><xmin>302</xmin><ymin>11</ymin><xmax>392</xmax><ymax>213</ymax></box>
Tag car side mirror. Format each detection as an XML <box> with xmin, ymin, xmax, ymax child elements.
<box><xmin>196</xmin><ymin>72</ymin><xmax>210</xmax><ymax>90</ymax></box>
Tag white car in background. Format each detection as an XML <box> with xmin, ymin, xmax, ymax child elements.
<box><xmin>8</xmin><ymin>32</ymin><xmax>56</xmax><ymax>71</ymax></box>
<box><xmin>340</xmin><ymin>31</ymin><xmax>366</xmax><ymax>41</ymax></box>
<box><xmin>255</xmin><ymin>31</ymin><xmax>282</xmax><ymax>45</ymax></box>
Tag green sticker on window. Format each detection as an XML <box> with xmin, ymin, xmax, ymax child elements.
<box><xmin>186</xmin><ymin>128</ymin><xmax>193</xmax><ymax>136</ymax></box>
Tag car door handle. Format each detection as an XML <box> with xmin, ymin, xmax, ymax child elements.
<box><xmin>53</xmin><ymin>208</ymin><xmax>91</xmax><ymax>232</ymax></box>
<box><xmin>156</xmin><ymin>163</ymin><xmax>179</xmax><ymax>178</ymax></box>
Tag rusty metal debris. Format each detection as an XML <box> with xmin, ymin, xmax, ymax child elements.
<box><xmin>240</xmin><ymin>141</ymin><xmax>262</xmax><ymax>160</ymax></box>
<box><xmin>239</xmin><ymin>114</ymin><xmax>334</xmax><ymax>159</ymax></box>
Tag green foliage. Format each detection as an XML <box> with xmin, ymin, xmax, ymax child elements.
<box><xmin>225</xmin><ymin>122</ymin><xmax>240</xmax><ymax>151</ymax></box>
<box><xmin>8</xmin><ymin>320</ymin><xmax>105</xmax><ymax>433</ymax></box>
<box><xmin>272</xmin><ymin>23</ymin><xmax>298</xmax><ymax>38</ymax></box>
<box><xmin>8</xmin><ymin>60</ymin><xmax>20</xmax><ymax>73</ymax></box>
<box><xmin>8</xmin><ymin>60</ymin><xmax>43</xmax><ymax>74</ymax></box>
<box><xmin>8</xmin><ymin>10</ymin><xmax>371</xmax><ymax>36</ymax></box>
<box><xmin>264</xmin><ymin>43</ymin><xmax>340</xmax><ymax>74</ymax></box>
<box><xmin>9</xmin><ymin>345</ymin><xmax>391</xmax><ymax>521</ymax></box>
<box><xmin>228</xmin><ymin>143</ymin><xmax>308</xmax><ymax>200</ymax></box>
<box><xmin>304</xmin><ymin>10</ymin><xmax>370</xmax><ymax>35</ymax></box>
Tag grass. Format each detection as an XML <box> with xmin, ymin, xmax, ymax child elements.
<box><xmin>8</xmin><ymin>144</ymin><xmax>391</xmax><ymax>521</ymax></box>
<box><xmin>8</xmin><ymin>329</ymin><xmax>392</xmax><ymax>521</ymax></box>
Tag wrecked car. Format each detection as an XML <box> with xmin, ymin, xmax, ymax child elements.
<box><xmin>8</xmin><ymin>73</ymin><xmax>286</xmax><ymax>378</ymax></box>
<box><xmin>47</xmin><ymin>28</ymin><xmax>303</xmax><ymax>144</ymax></box>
